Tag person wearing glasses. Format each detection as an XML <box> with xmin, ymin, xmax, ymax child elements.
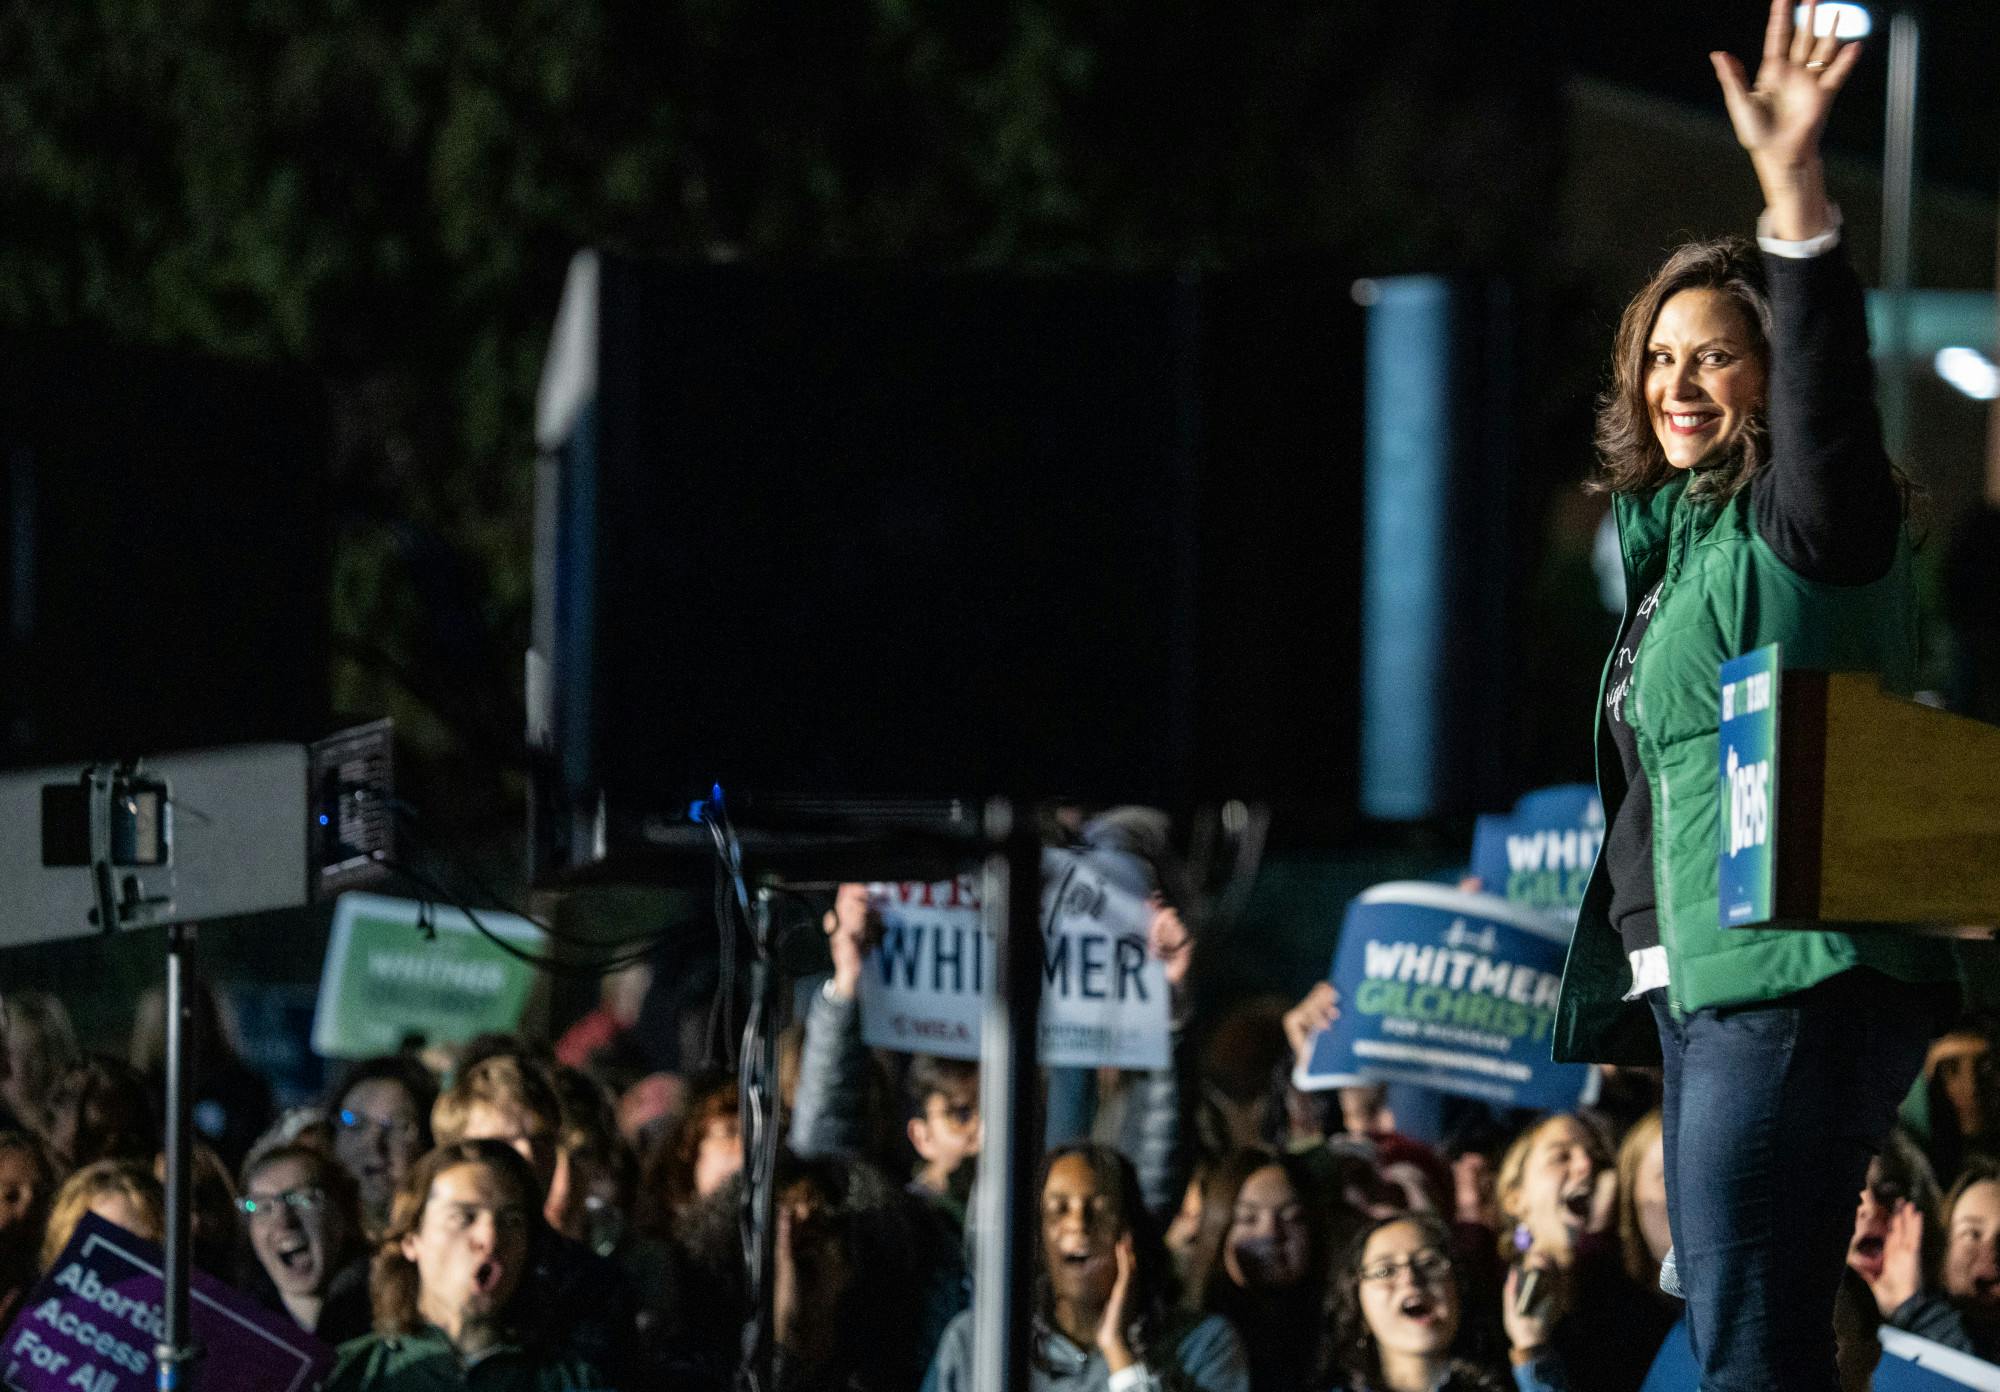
<box><xmin>1326</xmin><ymin>1213</ymin><xmax>1567</xmax><ymax>1392</ymax></box>
<box><xmin>328</xmin><ymin>1056</ymin><xmax>436</xmax><ymax>1239</ymax></box>
<box><xmin>238</xmin><ymin>1142</ymin><xmax>373</xmax><ymax>1345</ymax></box>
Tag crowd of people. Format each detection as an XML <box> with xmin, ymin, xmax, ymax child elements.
<box><xmin>0</xmin><ymin>876</ymin><xmax>1995</xmax><ymax>1392</ymax></box>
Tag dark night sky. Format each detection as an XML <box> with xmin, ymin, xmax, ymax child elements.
<box><xmin>1562</xmin><ymin>0</ymin><xmax>1997</xmax><ymax>199</ymax></box>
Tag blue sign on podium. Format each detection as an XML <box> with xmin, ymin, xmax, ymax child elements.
<box><xmin>1718</xmin><ymin>644</ymin><xmax>1780</xmax><ymax>928</ymax></box>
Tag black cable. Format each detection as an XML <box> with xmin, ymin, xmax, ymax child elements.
<box><xmin>383</xmin><ymin>800</ymin><xmax>641</xmax><ymax>952</ymax></box>
<box><xmin>369</xmin><ymin>853</ymin><xmax>672</xmax><ymax>978</ymax></box>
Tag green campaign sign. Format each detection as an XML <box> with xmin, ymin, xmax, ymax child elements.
<box><xmin>311</xmin><ymin>893</ymin><xmax>545</xmax><ymax>1059</ymax></box>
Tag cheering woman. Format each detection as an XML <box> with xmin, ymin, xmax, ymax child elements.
<box><xmin>1550</xmin><ymin>3</ymin><xmax>1959</xmax><ymax>1388</ymax></box>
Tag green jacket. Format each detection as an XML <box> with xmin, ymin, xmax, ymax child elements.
<box><xmin>326</xmin><ymin>1327</ymin><xmax>608</xmax><ymax>1392</ymax></box>
<box><xmin>1551</xmin><ymin>472</ymin><xmax>1958</xmax><ymax>1064</ymax></box>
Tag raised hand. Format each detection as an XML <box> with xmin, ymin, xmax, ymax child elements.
<box><xmin>822</xmin><ymin>882</ymin><xmax>879</xmax><ymax>1001</ymax></box>
<box><xmin>1282</xmin><ymin>982</ymin><xmax>1340</xmax><ymax>1064</ymax></box>
<box><xmin>1147</xmin><ymin>896</ymin><xmax>1193</xmax><ymax>992</ymax></box>
<box><xmin>1712</xmin><ymin>0</ymin><xmax>1860</xmax><ymax>161</ymax></box>
<box><xmin>1869</xmin><ymin>1199</ymin><xmax>1926</xmax><ymax>1317</ymax></box>
<box><xmin>1710</xmin><ymin>0</ymin><xmax>1855</xmax><ymax>238</ymax></box>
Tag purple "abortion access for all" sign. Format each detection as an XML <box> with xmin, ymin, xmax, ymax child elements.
<box><xmin>1</xmin><ymin>1214</ymin><xmax>330</xmax><ymax>1392</ymax></box>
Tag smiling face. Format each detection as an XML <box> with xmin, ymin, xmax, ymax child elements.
<box><xmin>245</xmin><ymin>1155</ymin><xmax>334</xmax><ymax>1300</ymax></box>
<box><xmin>1223</xmin><ymin>1164</ymin><xmax>1311</xmax><ymax>1290</ymax></box>
<box><xmin>401</xmin><ymin>1162</ymin><xmax>532</xmax><ymax>1336</ymax></box>
<box><xmin>1507</xmin><ymin>1117</ymin><xmax>1602</xmax><ymax>1251</ymax></box>
<box><xmin>1944</xmin><ymin>1181</ymin><xmax>2000</xmax><ymax>1319</ymax></box>
<box><xmin>1356</xmin><ymin>1219</ymin><xmax>1459</xmax><ymax>1362</ymax></box>
<box><xmin>1042</xmin><ymin>1153</ymin><xmax>1122</xmax><ymax>1310</ymax></box>
<box><xmin>1644</xmin><ymin>288</ymin><xmax>1767</xmax><ymax>473</ymax></box>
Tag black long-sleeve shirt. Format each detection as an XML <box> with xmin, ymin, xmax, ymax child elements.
<box><xmin>1604</xmin><ymin>237</ymin><xmax>1899</xmax><ymax>975</ymax></box>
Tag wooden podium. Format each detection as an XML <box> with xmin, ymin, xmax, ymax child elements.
<box><xmin>1769</xmin><ymin>672</ymin><xmax>2000</xmax><ymax>935</ymax></box>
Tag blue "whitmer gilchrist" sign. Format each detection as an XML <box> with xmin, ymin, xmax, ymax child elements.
<box><xmin>1718</xmin><ymin>644</ymin><xmax>1780</xmax><ymax>928</ymax></box>
<box><xmin>1293</xmin><ymin>882</ymin><xmax>1592</xmax><ymax>1111</ymax></box>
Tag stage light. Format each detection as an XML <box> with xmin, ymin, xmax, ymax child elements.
<box><xmin>1933</xmin><ymin>347</ymin><xmax>2000</xmax><ymax>401</ymax></box>
<box><xmin>1796</xmin><ymin>4</ymin><xmax>1871</xmax><ymax>39</ymax></box>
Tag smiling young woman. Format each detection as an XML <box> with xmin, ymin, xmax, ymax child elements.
<box><xmin>1550</xmin><ymin>2</ymin><xmax>1962</xmax><ymax>1388</ymax></box>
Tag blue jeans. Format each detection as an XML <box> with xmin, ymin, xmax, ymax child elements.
<box><xmin>1648</xmin><ymin>970</ymin><xmax>1936</xmax><ymax>1392</ymax></box>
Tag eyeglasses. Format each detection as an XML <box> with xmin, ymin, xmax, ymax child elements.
<box><xmin>337</xmin><ymin>1110</ymin><xmax>420</xmax><ymax>1144</ymax></box>
<box><xmin>1358</xmin><ymin>1249</ymin><xmax>1453</xmax><ymax>1287</ymax></box>
<box><xmin>239</xmin><ymin>1187</ymin><xmax>325</xmax><ymax>1222</ymax></box>
<box><xmin>927</xmin><ymin>1102</ymin><xmax>978</xmax><ymax>1128</ymax></box>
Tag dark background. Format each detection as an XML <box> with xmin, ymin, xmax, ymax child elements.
<box><xmin>0</xmin><ymin>0</ymin><xmax>1993</xmax><ymax>1063</ymax></box>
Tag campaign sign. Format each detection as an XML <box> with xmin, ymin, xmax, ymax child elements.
<box><xmin>312</xmin><ymin>891</ymin><xmax>546</xmax><ymax>1058</ymax></box>
<box><xmin>1466</xmin><ymin>784</ymin><xmax>1605</xmax><ymax>916</ymax></box>
<box><xmin>858</xmin><ymin>848</ymin><xmax>1171</xmax><ymax>1070</ymax></box>
<box><xmin>1293</xmin><ymin>882</ymin><xmax>1590</xmax><ymax>1111</ymax></box>
<box><xmin>1718</xmin><ymin>644</ymin><xmax>1780</xmax><ymax>928</ymax></box>
<box><xmin>1</xmin><ymin>1214</ymin><xmax>329</xmax><ymax>1392</ymax></box>
<box><xmin>1875</xmin><ymin>1328</ymin><xmax>2000</xmax><ymax>1391</ymax></box>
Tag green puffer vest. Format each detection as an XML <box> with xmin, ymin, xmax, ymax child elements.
<box><xmin>1551</xmin><ymin>471</ymin><xmax>1959</xmax><ymax>1065</ymax></box>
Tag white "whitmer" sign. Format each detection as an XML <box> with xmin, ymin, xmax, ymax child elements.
<box><xmin>857</xmin><ymin>848</ymin><xmax>1171</xmax><ymax>1070</ymax></box>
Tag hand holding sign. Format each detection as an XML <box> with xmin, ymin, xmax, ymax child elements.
<box><xmin>1282</xmin><ymin>983</ymin><xmax>1340</xmax><ymax>1066</ymax></box>
<box><xmin>1294</xmin><ymin>883</ymin><xmax>1591</xmax><ymax>1111</ymax></box>
<box><xmin>1147</xmin><ymin>898</ymin><xmax>1192</xmax><ymax>995</ymax></box>
<box><xmin>822</xmin><ymin>884</ymin><xmax>881</xmax><ymax>1003</ymax></box>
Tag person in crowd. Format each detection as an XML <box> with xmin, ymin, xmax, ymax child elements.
<box><xmin>555</xmin><ymin>962</ymin><xmax>655</xmax><ymax>1097</ymax></box>
<box><xmin>238</xmin><ymin>1141</ymin><xmax>373</xmax><ymax>1345</ymax></box>
<box><xmin>0</xmin><ymin>1131</ymin><xmax>55</xmax><ymax>1326</ymax></box>
<box><xmin>638</xmin><ymin>1075</ymin><xmax>743</xmax><ymax>1237</ymax></box>
<box><xmin>41</xmin><ymin>1158</ymin><xmax>164</xmax><ymax>1269</ymax></box>
<box><xmin>1850</xmin><ymin>1154</ymin><xmax>2000</xmax><ymax>1361</ymax></box>
<box><xmin>130</xmin><ymin>980</ymin><xmax>273</xmax><ymax>1174</ymax></box>
<box><xmin>544</xmin><ymin>1064</ymin><xmax>623</xmax><ymax>1250</ymax></box>
<box><xmin>1373</xmin><ymin>1135</ymin><xmax>1452</xmax><ymax>1219</ymax></box>
<box><xmin>1846</xmin><ymin>1129</ymin><xmax>1945</xmax><ymax>1316</ymax></box>
<box><xmin>326</xmin><ymin>1139</ymin><xmax>604</xmax><ymax>1392</ymax></box>
<box><xmin>1324</xmin><ymin>1212</ymin><xmax>1567</xmax><ymax>1392</ymax></box>
<box><xmin>431</xmin><ymin>1052</ymin><xmax>640</xmax><ymax>1384</ymax></box>
<box><xmin>1548</xmin><ymin>6</ymin><xmax>1961</xmax><ymax>1386</ymax></box>
<box><xmin>0</xmin><ymin>993</ymin><xmax>79</xmax><ymax>1138</ymax></box>
<box><xmin>1442</xmin><ymin>1115</ymin><xmax>1509</xmax><ymax>1238</ymax></box>
<box><xmin>926</xmin><ymin>1142</ymin><xmax>1248</xmax><ymax>1392</ymax></box>
<box><xmin>1495</xmin><ymin>1113</ymin><xmax>1669</xmax><ymax>1392</ymax></box>
<box><xmin>675</xmin><ymin>1150</ymin><xmax>951</xmax><ymax>1392</ymax></box>
<box><xmin>1918</xmin><ymin>1019</ymin><xmax>2000</xmax><ymax>1184</ymax></box>
<box><xmin>43</xmin><ymin>1053</ymin><xmax>157</xmax><ymax>1171</ymax></box>
<box><xmin>165</xmin><ymin>1140</ymin><xmax>242</xmax><ymax>1277</ymax></box>
<box><xmin>903</xmin><ymin>1055</ymin><xmax>983</xmax><ymax>1222</ymax></box>
<box><xmin>785</xmin><ymin>883</ymin><xmax>925</xmax><ymax>1181</ymax></box>
<box><xmin>1613</xmin><ymin>1109</ymin><xmax>1674</xmax><ymax>1299</ymax></box>
<box><xmin>329</xmin><ymin>1055</ymin><xmax>437</xmax><ymax>1239</ymax></box>
<box><xmin>1182</xmin><ymin>1148</ymin><xmax>1332</xmax><ymax>1392</ymax></box>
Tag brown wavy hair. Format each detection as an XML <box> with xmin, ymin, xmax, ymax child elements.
<box><xmin>369</xmin><ymin>1139</ymin><xmax>539</xmax><ymax>1337</ymax></box>
<box><xmin>1592</xmin><ymin>236</ymin><xmax>1772</xmax><ymax>502</ymax></box>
